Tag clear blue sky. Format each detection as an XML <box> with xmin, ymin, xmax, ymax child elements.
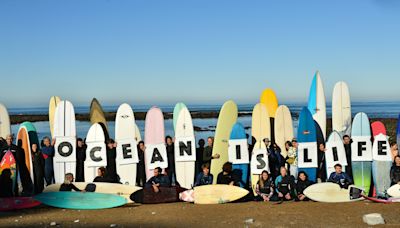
<box><xmin>1</xmin><ymin>0</ymin><xmax>399</xmax><ymax>108</ymax></box>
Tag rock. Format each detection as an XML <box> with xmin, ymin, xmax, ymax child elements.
<box><xmin>50</xmin><ymin>221</ymin><xmax>57</xmax><ymax>226</ymax></box>
<box><xmin>74</xmin><ymin>220</ymin><xmax>80</xmax><ymax>223</ymax></box>
<box><xmin>363</xmin><ymin>213</ymin><xmax>385</xmax><ymax>225</ymax></box>
<box><xmin>110</xmin><ymin>224</ymin><xmax>118</xmax><ymax>228</ymax></box>
<box><xmin>152</xmin><ymin>212</ymin><xmax>156</xmax><ymax>215</ymax></box>
<box><xmin>245</xmin><ymin>218</ymin><xmax>255</xmax><ymax>224</ymax></box>
<box><xmin>14</xmin><ymin>220</ymin><xmax>18</xmax><ymax>223</ymax></box>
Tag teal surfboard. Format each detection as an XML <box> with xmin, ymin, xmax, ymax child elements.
<box><xmin>173</xmin><ymin>102</ymin><xmax>187</xmax><ymax>131</ymax></box>
<box><xmin>35</xmin><ymin>192</ymin><xmax>127</xmax><ymax>210</ymax></box>
<box><xmin>230</xmin><ymin>123</ymin><xmax>249</xmax><ymax>188</ymax></box>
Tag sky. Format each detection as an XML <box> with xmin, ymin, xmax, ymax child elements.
<box><xmin>1</xmin><ymin>0</ymin><xmax>400</xmax><ymax>108</ymax></box>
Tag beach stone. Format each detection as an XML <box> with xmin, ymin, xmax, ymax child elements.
<box><xmin>110</xmin><ymin>224</ymin><xmax>118</xmax><ymax>227</ymax></box>
<box><xmin>363</xmin><ymin>213</ymin><xmax>385</xmax><ymax>225</ymax></box>
<box><xmin>245</xmin><ymin>218</ymin><xmax>255</xmax><ymax>224</ymax></box>
<box><xmin>152</xmin><ymin>212</ymin><xmax>156</xmax><ymax>215</ymax></box>
<box><xmin>74</xmin><ymin>220</ymin><xmax>80</xmax><ymax>223</ymax></box>
<box><xmin>50</xmin><ymin>221</ymin><xmax>57</xmax><ymax>226</ymax></box>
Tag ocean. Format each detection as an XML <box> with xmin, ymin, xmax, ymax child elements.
<box><xmin>9</xmin><ymin>102</ymin><xmax>400</xmax><ymax>143</ymax></box>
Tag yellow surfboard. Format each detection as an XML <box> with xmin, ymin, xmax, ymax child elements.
<box><xmin>193</xmin><ymin>185</ymin><xmax>249</xmax><ymax>204</ymax></box>
<box><xmin>48</xmin><ymin>96</ymin><xmax>61</xmax><ymax>138</ymax></box>
<box><xmin>260</xmin><ymin>88</ymin><xmax>278</xmax><ymax>118</ymax></box>
<box><xmin>90</xmin><ymin>98</ymin><xmax>108</xmax><ymax>131</ymax></box>
<box><xmin>210</xmin><ymin>100</ymin><xmax>238</xmax><ymax>184</ymax></box>
<box><xmin>251</xmin><ymin>103</ymin><xmax>270</xmax><ymax>195</ymax></box>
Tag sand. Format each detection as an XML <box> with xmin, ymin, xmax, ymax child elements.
<box><xmin>1</xmin><ymin>201</ymin><xmax>399</xmax><ymax>227</ymax></box>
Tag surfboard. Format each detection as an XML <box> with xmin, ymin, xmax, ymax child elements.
<box><xmin>115</xmin><ymin>103</ymin><xmax>138</xmax><ymax>186</ymax></box>
<box><xmin>0</xmin><ymin>151</ymin><xmax>17</xmax><ymax>193</ymax></box>
<box><xmin>16</xmin><ymin>125</ymin><xmax>34</xmax><ymax>182</ymax></box>
<box><xmin>174</xmin><ymin>107</ymin><xmax>196</xmax><ymax>189</ymax></box>
<box><xmin>362</xmin><ymin>195</ymin><xmax>400</xmax><ymax>204</ymax></box>
<box><xmin>351</xmin><ymin>112</ymin><xmax>372</xmax><ymax>196</ymax></box>
<box><xmin>173</xmin><ymin>102</ymin><xmax>187</xmax><ymax>131</ymax></box>
<box><xmin>308</xmin><ymin>71</ymin><xmax>326</xmax><ymax>140</ymax></box>
<box><xmin>230</xmin><ymin>123</ymin><xmax>249</xmax><ymax>188</ymax></box>
<box><xmin>131</xmin><ymin>186</ymin><xmax>186</xmax><ymax>204</ymax></box>
<box><xmin>325</xmin><ymin>131</ymin><xmax>347</xmax><ymax>177</ymax></box>
<box><xmin>0</xmin><ymin>197</ymin><xmax>40</xmax><ymax>211</ymax></box>
<box><xmin>144</xmin><ymin>107</ymin><xmax>166</xmax><ymax>181</ymax></box>
<box><xmin>274</xmin><ymin>105</ymin><xmax>293</xmax><ymax>158</ymax></box>
<box><xmin>179</xmin><ymin>185</ymin><xmax>249</xmax><ymax>204</ymax></box>
<box><xmin>53</xmin><ymin>100</ymin><xmax>77</xmax><ymax>184</ymax></box>
<box><xmin>49</xmin><ymin>96</ymin><xmax>61</xmax><ymax>138</ymax></box>
<box><xmin>35</xmin><ymin>192</ymin><xmax>127</xmax><ymax>210</ymax></box>
<box><xmin>332</xmin><ymin>81</ymin><xmax>352</xmax><ymax>137</ymax></box>
<box><xmin>90</xmin><ymin>98</ymin><xmax>108</xmax><ymax>135</ymax></box>
<box><xmin>387</xmin><ymin>184</ymin><xmax>400</xmax><ymax>198</ymax></box>
<box><xmin>210</xmin><ymin>100</ymin><xmax>238</xmax><ymax>184</ymax></box>
<box><xmin>297</xmin><ymin>107</ymin><xmax>318</xmax><ymax>182</ymax></box>
<box><xmin>250</xmin><ymin>103</ymin><xmax>270</xmax><ymax>195</ymax></box>
<box><xmin>371</xmin><ymin>121</ymin><xmax>392</xmax><ymax>198</ymax></box>
<box><xmin>44</xmin><ymin>182</ymin><xmax>141</xmax><ymax>203</ymax></box>
<box><xmin>135</xmin><ymin>123</ymin><xmax>142</xmax><ymax>142</ymax></box>
<box><xmin>260</xmin><ymin>89</ymin><xmax>278</xmax><ymax>143</ymax></box>
<box><xmin>303</xmin><ymin>183</ymin><xmax>363</xmax><ymax>203</ymax></box>
<box><xmin>0</xmin><ymin>103</ymin><xmax>11</xmax><ymax>139</ymax></box>
<box><xmin>84</xmin><ymin>123</ymin><xmax>107</xmax><ymax>182</ymax></box>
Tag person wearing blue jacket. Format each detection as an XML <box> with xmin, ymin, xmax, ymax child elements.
<box><xmin>328</xmin><ymin>163</ymin><xmax>353</xmax><ymax>189</ymax></box>
<box><xmin>42</xmin><ymin>137</ymin><xmax>55</xmax><ymax>186</ymax></box>
<box><xmin>195</xmin><ymin>164</ymin><xmax>213</xmax><ymax>186</ymax></box>
<box><xmin>275</xmin><ymin>167</ymin><xmax>295</xmax><ymax>201</ymax></box>
<box><xmin>145</xmin><ymin>167</ymin><xmax>171</xmax><ymax>193</ymax></box>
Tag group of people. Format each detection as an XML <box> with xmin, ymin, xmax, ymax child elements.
<box><xmin>1</xmin><ymin>131</ymin><xmax>400</xmax><ymax>202</ymax></box>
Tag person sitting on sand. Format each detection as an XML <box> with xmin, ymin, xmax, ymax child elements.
<box><xmin>93</xmin><ymin>167</ymin><xmax>110</xmax><ymax>183</ymax></box>
<box><xmin>295</xmin><ymin>171</ymin><xmax>313</xmax><ymax>201</ymax></box>
<box><xmin>255</xmin><ymin>170</ymin><xmax>277</xmax><ymax>202</ymax></box>
<box><xmin>194</xmin><ymin>163</ymin><xmax>213</xmax><ymax>186</ymax></box>
<box><xmin>328</xmin><ymin>164</ymin><xmax>353</xmax><ymax>189</ymax></box>
<box><xmin>60</xmin><ymin>173</ymin><xmax>85</xmax><ymax>192</ymax></box>
<box><xmin>390</xmin><ymin>155</ymin><xmax>400</xmax><ymax>186</ymax></box>
<box><xmin>275</xmin><ymin>167</ymin><xmax>295</xmax><ymax>201</ymax></box>
<box><xmin>0</xmin><ymin>169</ymin><xmax>13</xmax><ymax>197</ymax></box>
<box><xmin>217</xmin><ymin>162</ymin><xmax>239</xmax><ymax>186</ymax></box>
<box><xmin>145</xmin><ymin>167</ymin><xmax>171</xmax><ymax>193</ymax></box>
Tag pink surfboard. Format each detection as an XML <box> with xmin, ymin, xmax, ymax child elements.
<box><xmin>144</xmin><ymin>107</ymin><xmax>165</xmax><ymax>181</ymax></box>
<box><xmin>0</xmin><ymin>197</ymin><xmax>40</xmax><ymax>211</ymax></box>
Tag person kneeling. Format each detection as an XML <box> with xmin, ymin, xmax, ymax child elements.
<box><xmin>328</xmin><ymin>164</ymin><xmax>352</xmax><ymax>189</ymax></box>
<box><xmin>145</xmin><ymin>167</ymin><xmax>171</xmax><ymax>193</ymax></box>
<box><xmin>255</xmin><ymin>171</ymin><xmax>277</xmax><ymax>202</ymax></box>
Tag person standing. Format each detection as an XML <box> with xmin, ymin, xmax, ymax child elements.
<box><xmin>75</xmin><ymin>138</ymin><xmax>86</xmax><ymax>182</ymax></box>
<box><xmin>165</xmin><ymin>136</ymin><xmax>176</xmax><ymax>184</ymax></box>
<box><xmin>343</xmin><ymin>135</ymin><xmax>353</xmax><ymax>179</ymax></box>
<box><xmin>42</xmin><ymin>137</ymin><xmax>55</xmax><ymax>186</ymax></box>
<box><xmin>317</xmin><ymin>143</ymin><xmax>327</xmax><ymax>182</ymax></box>
<box><xmin>136</xmin><ymin>141</ymin><xmax>146</xmax><ymax>187</ymax></box>
<box><xmin>203</xmin><ymin>137</ymin><xmax>219</xmax><ymax>167</ymax></box>
<box><xmin>31</xmin><ymin>143</ymin><xmax>45</xmax><ymax>194</ymax></box>
<box><xmin>106</xmin><ymin>139</ymin><xmax>119</xmax><ymax>183</ymax></box>
<box><xmin>287</xmin><ymin>139</ymin><xmax>298</xmax><ymax>179</ymax></box>
<box><xmin>195</xmin><ymin>139</ymin><xmax>205</xmax><ymax>176</ymax></box>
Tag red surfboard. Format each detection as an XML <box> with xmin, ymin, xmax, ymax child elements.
<box><xmin>0</xmin><ymin>197</ymin><xmax>40</xmax><ymax>211</ymax></box>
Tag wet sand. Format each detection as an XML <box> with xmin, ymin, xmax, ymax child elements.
<box><xmin>0</xmin><ymin>201</ymin><xmax>398</xmax><ymax>227</ymax></box>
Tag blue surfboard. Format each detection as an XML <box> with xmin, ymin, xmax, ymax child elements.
<box><xmin>35</xmin><ymin>192</ymin><xmax>127</xmax><ymax>210</ymax></box>
<box><xmin>297</xmin><ymin>107</ymin><xmax>318</xmax><ymax>182</ymax></box>
<box><xmin>230</xmin><ymin>123</ymin><xmax>249</xmax><ymax>188</ymax></box>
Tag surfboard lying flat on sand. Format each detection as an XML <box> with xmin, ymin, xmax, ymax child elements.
<box><xmin>35</xmin><ymin>192</ymin><xmax>127</xmax><ymax>210</ymax></box>
<box><xmin>210</xmin><ymin>100</ymin><xmax>238</xmax><ymax>184</ymax></box>
<box><xmin>387</xmin><ymin>184</ymin><xmax>400</xmax><ymax>198</ymax></box>
<box><xmin>362</xmin><ymin>195</ymin><xmax>400</xmax><ymax>204</ymax></box>
<box><xmin>44</xmin><ymin>182</ymin><xmax>141</xmax><ymax>203</ymax></box>
<box><xmin>0</xmin><ymin>103</ymin><xmax>11</xmax><ymax>138</ymax></box>
<box><xmin>0</xmin><ymin>197</ymin><xmax>40</xmax><ymax>211</ymax></box>
<box><xmin>351</xmin><ymin>112</ymin><xmax>372</xmax><ymax>196</ymax></box>
<box><xmin>175</xmin><ymin>106</ymin><xmax>196</xmax><ymax>189</ymax></box>
<box><xmin>49</xmin><ymin>96</ymin><xmax>61</xmax><ymax>138</ymax></box>
<box><xmin>274</xmin><ymin>105</ymin><xmax>293</xmax><ymax>158</ymax></box>
<box><xmin>332</xmin><ymin>81</ymin><xmax>352</xmax><ymax>137</ymax></box>
<box><xmin>179</xmin><ymin>185</ymin><xmax>249</xmax><ymax>204</ymax></box>
<box><xmin>304</xmin><ymin>183</ymin><xmax>363</xmax><ymax>203</ymax></box>
<box><xmin>130</xmin><ymin>186</ymin><xmax>186</xmax><ymax>204</ymax></box>
<box><xmin>308</xmin><ymin>71</ymin><xmax>326</xmax><ymax>140</ymax></box>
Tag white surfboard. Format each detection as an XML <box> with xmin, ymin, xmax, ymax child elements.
<box><xmin>180</xmin><ymin>185</ymin><xmax>249</xmax><ymax>204</ymax></box>
<box><xmin>174</xmin><ymin>107</ymin><xmax>196</xmax><ymax>189</ymax></box>
<box><xmin>115</xmin><ymin>103</ymin><xmax>138</xmax><ymax>186</ymax></box>
<box><xmin>44</xmin><ymin>182</ymin><xmax>142</xmax><ymax>203</ymax></box>
<box><xmin>53</xmin><ymin>100</ymin><xmax>77</xmax><ymax>183</ymax></box>
<box><xmin>134</xmin><ymin>123</ymin><xmax>142</xmax><ymax>142</ymax></box>
<box><xmin>85</xmin><ymin>123</ymin><xmax>107</xmax><ymax>182</ymax></box>
<box><xmin>387</xmin><ymin>184</ymin><xmax>400</xmax><ymax>198</ymax></box>
<box><xmin>274</xmin><ymin>105</ymin><xmax>293</xmax><ymax>158</ymax></box>
<box><xmin>0</xmin><ymin>103</ymin><xmax>11</xmax><ymax>139</ymax></box>
<box><xmin>308</xmin><ymin>71</ymin><xmax>327</xmax><ymax>139</ymax></box>
<box><xmin>304</xmin><ymin>183</ymin><xmax>363</xmax><ymax>203</ymax></box>
<box><xmin>332</xmin><ymin>81</ymin><xmax>352</xmax><ymax>137</ymax></box>
<box><xmin>325</xmin><ymin>131</ymin><xmax>347</xmax><ymax>178</ymax></box>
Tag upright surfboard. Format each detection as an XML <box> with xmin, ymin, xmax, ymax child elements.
<box><xmin>174</xmin><ymin>107</ymin><xmax>196</xmax><ymax>189</ymax></box>
<box><xmin>173</xmin><ymin>102</ymin><xmax>187</xmax><ymax>131</ymax></box>
<box><xmin>90</xmin><ymin>98</ymin><xmax>108</xmax><ymax>136</ymax></box>
<box><xmin>351</xmin><ymin>112</ymin><xmax>372</xmax><ymax>196</ymax></box>
<box><xmin>35</xmin><ymin>192</ymin><xmax>127</xmax><ymax>210</ymax></box>
<box><xmin>332</xmin><ymin>81</ymin><xmax>352</xmax><ymax>137</ymax></box>
<box><xmin>0</xmin><ymin>151</ymin><xmax>17</xmax><ymax>193</ymax></box>
<box><xmin>84</xmin><ymin>123</ymin><xmax>107</xmax><ymax>182</ymax></box>
<box><xmin>229</xmin><ymin>123</ymin><xmax>249</xmax><ymax>188</ymax></box>
<box><xmin>325</xmin><ymin>131</ymin><xmax>347</xmax><ymax>178</ymax></box>
<box><xmin>180</xmin><ymin>185</ymin><xmax>249</xmax><ymax>204</ymax></box>
<box><xmin>16</xmin><ymin>124</ymin><xmax>34</xmax><ymax>182</ymax></box>
<box><xmin>144</xmin><ymin>107</ymin><xmax>167</xmax><ymax>181</ymax></box>
<box><xmin>250</xmin><ymin>103</ymin><xmax>270</xmax><ymax>195</ymax></box>
<box><xmin>53</xmin><ymin>100</ymin><xmax>77</xmax><ymax>184</ymax></box>
<box><xmin>48</xmin><ymin>96</ymin><xmax>61</xmax><ymax>138</ymax></box>
<box><xmin>0</xmin><ymin>103</ymin><xmax>11</xmax><ymax>138</ymax></box>
<box><xmin>297</xmin><ymin>107</ymin><xmax>318</xmax><ymax>182</ymax></box>
<box><xmin>135</xmin><ymin>123</ymin><xmax>142</xmax><ymax>142</ymax></box>
<box><xmin>260</xmin><ymin>89</ymin><xmax>278</xmax><ymax>143</ymax></box>
<box><xmin>308</xmin><ymin>71</ymin><xmax>326</xmax><ymax>140</ymax></box>
<box><xmin>371</xmin><ymin>121</ymin><xmax>392</xmax><ymax>198</ymax></box>
<box><xmin>210</xmin><ymin>100</ymin><xmax>238</xmax><ymax>184</ymax></box>
<box><xmin>274</xmin><ymin>105</ymin><xmax>293</xmax><ymax>158</ymax></box>
<box><xmin>115</xmin><ymin>103</ymin><xmax>138</xmax><ymax>186</ymax></box>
